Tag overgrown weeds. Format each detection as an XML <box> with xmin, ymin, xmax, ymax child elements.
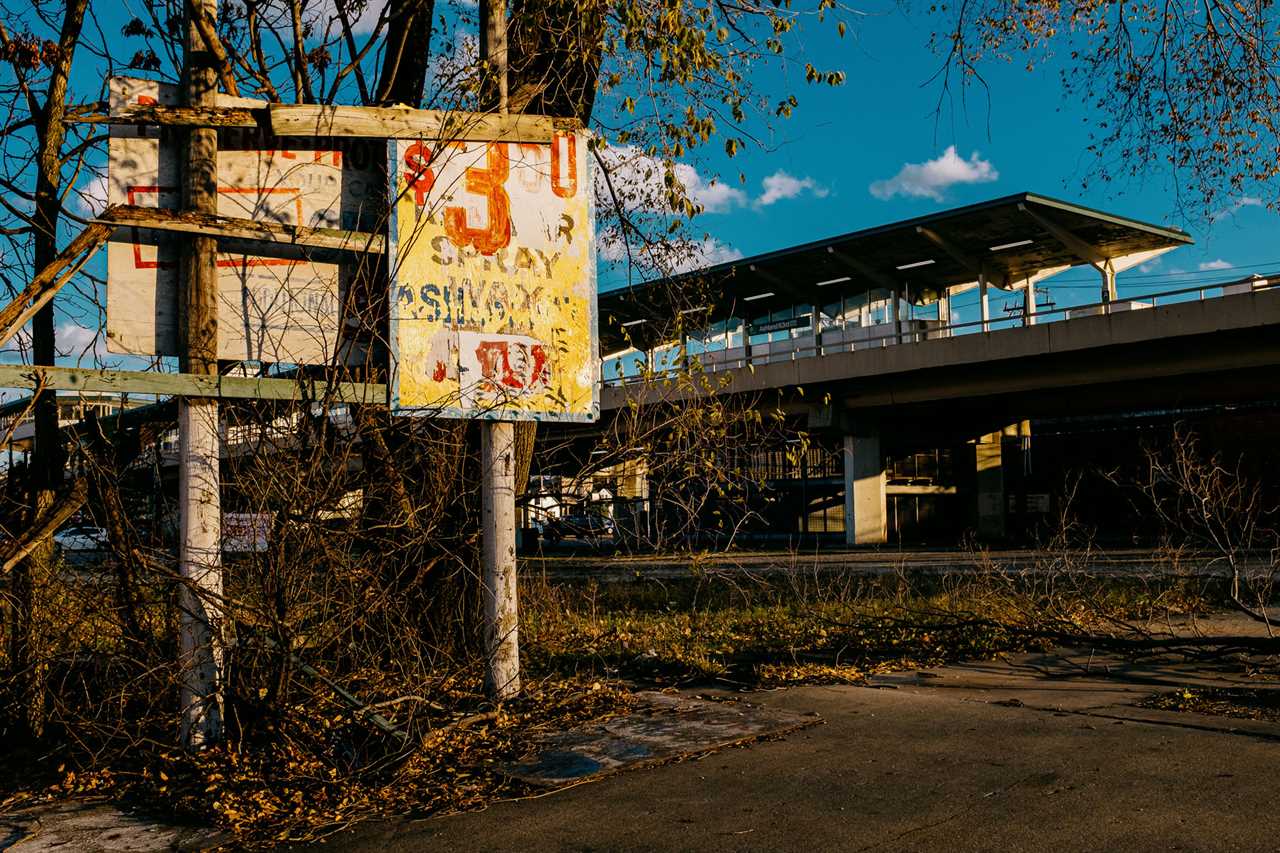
<box><xmin>520</xmin><ymin>565</ymin><xmax>1223</xmax><ymax>691</ymax></box>
<box><xmin>0</xmin><ymin>553</ymin><xmax>1263</xmax><ymax>847</ymax></box>
<box><xmin>3</xmin><ymin>418</ymin><xmax>1278</xmax><ymax>846</ymax></box>
<box><xmin>3</xmin><ymin>674</ymin><xmax>633</xmax><ymax>845</ymax></box>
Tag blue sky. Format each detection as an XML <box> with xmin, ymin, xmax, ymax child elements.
<box><xmin>10</xmin><ymin>1</ymin><xmax>1278</xmax><ymax>373</ymax></box>
<box><xmin>636</xmin><ymin>5</ymin><xmax>1279</xmax><ymax>310</ymax></box>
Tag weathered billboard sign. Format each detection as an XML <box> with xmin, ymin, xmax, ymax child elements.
<box><xmin>388</xmin><ymin>135</ymin><xmax>598</xmax><ymax>421</ymax></box>
<box><xmin>105</xmin><ymin>77</ymin><xmax>380</xmax><ymax>364</ymax></box>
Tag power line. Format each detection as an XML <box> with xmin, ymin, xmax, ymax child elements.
<box><xmin>1047</xmin><ymin>258</ymin><xmax>1280</xmax><ymax>284</ymax></box>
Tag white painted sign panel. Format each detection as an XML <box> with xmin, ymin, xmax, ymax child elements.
<box><xmin>105</xmin><ymin>77</ymin><xmax>381</xmax><ymax>364</ymax></box>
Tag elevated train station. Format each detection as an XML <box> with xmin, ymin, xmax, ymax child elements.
<box><xmin>561</xmin><ymin>193</ymin><xmax>1280</xmax><ymax>546</ymax></box>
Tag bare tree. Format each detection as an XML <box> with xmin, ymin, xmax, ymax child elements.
<box><xmin>1123</xmin><ymin>426</ymin><xmax>1279</xmax><ymax>634</ymax></box>
<box><xmin>0</xmin><ymin>0</ymin><xmax>93</xmax><ymax>736</ymax></box>
<box><xmin>927</xmin><ymin>0</ymin><xmax>1280</xmax><ymax>219</ymax></box>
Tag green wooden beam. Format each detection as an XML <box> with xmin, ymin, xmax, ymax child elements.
<box><xmin>0</xmin><ymin>364</ymin><xmax>386</xmax><ymax>403</ymax></box>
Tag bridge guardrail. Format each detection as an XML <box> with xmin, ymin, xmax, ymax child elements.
<box><xmin>601</xmin><ymin>275</ymin><xmax>1278</xmax><ymax>388</ymax></box>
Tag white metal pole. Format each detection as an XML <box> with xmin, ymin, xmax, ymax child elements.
<box><xmin>480</xmin><ymin>0</ymin><xmax>520</xmax><ymax>700</ymax></box>
<box><xmin>178</xmin><ymin>399</ymin><xmax>222</xmax><ymax>745</ymax></box>
<box><xmin>979</xmin><ymin>268</ymin><xmax>990</xmax><ymax>332</ymax></box>
<box><xmin>481</xmin><ymin>421</ymin><xmax>520</xmax><ymax>697</ymax></box>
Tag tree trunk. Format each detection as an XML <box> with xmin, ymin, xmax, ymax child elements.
<box><xmin>506</xmin><ymin>0</ymin><xmax>607</xmax><ymax>499</ymax></box>
<box><xmin>508</xmin><ymin>0</ymin><xmax>607</xmax><ymax>122</ymax></box>
<box><xmin>373</xmin><ymin>0</ymin><xmax>436</xmax><ymax>108</ymax></box>
<box><xmin>8</xmin><ymin>0</ymin><xmax>90</xmax><ymax>738</ymax></box>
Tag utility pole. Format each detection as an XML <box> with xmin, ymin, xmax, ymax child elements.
<box><xmin>479</xmin><ymin>0</ymin><xmax>520</xmax><ymax>700</ymax></box>
<box><xmin>178</xmin><ymin>0</ymin><xmax>224</xmax><ymax>747</ymax></box>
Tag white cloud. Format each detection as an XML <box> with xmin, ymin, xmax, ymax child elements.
<box><xmin>689</xmin><ymin>237</ymin><xmax>744</xmax><ymax>268</ymax></box>
<box><xmin>602</xmin><ymin>236</ymin><xmax>742</xmax><ymax>275</ymax></box>
<box><xmin>2</xmin><ymin>321</ymin><xmax>109</xmax><ymax>366</ymax></box>
<box><xmin>597</xmin><ymin>234</ymin><xmax>627</xmax><ymax>263</ymax></box>
<box><xmin>667</xmin><ymin>161</ymin><xmax>745</xmax><ymax>213</ymax></box>
<box><xmin>1210</xmin><ymin>196</ymin><xmax>1263</xmax><ymax>222</ymax></box>
<box><xmin>57</xmin><ymin>321</ymin><xmax>110</xmax><ymax>363</ymax></box>
<box><xmin>312</xmin><ymin>0</ymin><xmax>384</xmax><ymax>36</ymax></box>
<box><xmin>595</xmin><ymin>145</ymin><xmax>747</xmax><ymax>214</ymax></box>
<box><xmin>596</xmin><ymin>150</ymin><xmax>829</xmax><ymax>218</ymax></box>
<box><xmin>1198</xmin><ymin>259</ymin><xmax>1233</xmax><ymax>271</ymax></box>
<box><xmin>74</xmin><ymin>173</ymin><xmax>108</xmax><ymax>217</ymax></box>
<box><xmin>755</xmin><ymin>170</ymin><xmax>829</xmax><ymax>207</ymax></box>
<box><xmin>869</xmin><ymin>146</ymin><xmax>999</xmax><ymax>201</ymax></box>
<box><xmin>654</xmin><ymin>236</ymin><xmax>743</xmax><ymax>274</ymax></box>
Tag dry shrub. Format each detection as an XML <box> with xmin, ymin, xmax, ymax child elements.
<box><xmin>0</xmin><ymin>396</ymin><xmax>634</xmax><ymax>844</ymax></box>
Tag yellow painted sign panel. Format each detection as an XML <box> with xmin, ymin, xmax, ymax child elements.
<box><xmin>388</xmin><ymin>134</ymin><xmax>598</xmax><ymax>421</ymax></box>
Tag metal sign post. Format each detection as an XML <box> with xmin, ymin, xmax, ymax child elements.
<box><xmin>480</xmin><ymin>419</ymin><xmax>520</xmax><ymax>698</ymax></box>
<box><xmin>178</xmin><ymin>0</ymin><xmax>224</xmax><ymax>747</ymax></box>
<box><xmin>386</xmin><ymin>0</ymin><xmax>598</xmax><ymax>700</ymax></box>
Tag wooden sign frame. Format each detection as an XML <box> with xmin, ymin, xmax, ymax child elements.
<box><xmin>0</xmin><ymin>100</ymin><xmax>589</xmax><ymax>405</ymax></box>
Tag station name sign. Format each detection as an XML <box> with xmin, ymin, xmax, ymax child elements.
<box><xmin>750</xmin><ymin>315</ymin><xmax>812</xmax><ymax>336</ymax></box>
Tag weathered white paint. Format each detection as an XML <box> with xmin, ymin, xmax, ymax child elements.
<box><xmin>105</xmin><ymin>77</ymin><xmax>380</xmax><ymax>364</ymax></box>
<box><xmin>481</xmin><ymin>419</ymin><xmax>520</xmax><ymax>698</ymax></box>
<box><xmin>178</xmin><ymin>397</ymin><xmax>223</xmax><ymax>746</ymax></box>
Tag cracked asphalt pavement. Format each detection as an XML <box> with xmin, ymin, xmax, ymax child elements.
<box><xmin>311</xmin><ymin>647</ymin><xmax>1280</xmax><ymax>852</ymax></box>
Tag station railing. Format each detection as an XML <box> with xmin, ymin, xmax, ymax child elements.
<box><xmin>601</xmin><ymin>276</ymin><xmax>1277</xmax><ymax>388</ymax></box>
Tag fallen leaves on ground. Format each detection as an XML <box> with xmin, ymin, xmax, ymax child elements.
<box><xmin>3</xmin><ymin>677</ymin><xmax>635</xmax><ymax>848</ymax></box>
<box><xmin>1140</xmin><ymin>686</ymin><xmax>1280</xmax><ymax>723</ymax></box>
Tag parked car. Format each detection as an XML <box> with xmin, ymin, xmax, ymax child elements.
<box><xmin>543</xmin><ymin>513</ymin><xmax>615</xmax><ymax>543</ymax></box>
<box><xmin>54</xmin><ymin>525</ymin><xmax>109</xmax><ymax>552</ymax></box>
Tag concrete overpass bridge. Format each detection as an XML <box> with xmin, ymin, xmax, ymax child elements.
<box><xmin>601</xmin><ymin>281</ymin><xmax>1280</xmax><ymax>417</ymax></box>
<box><xmin>579</xmin><ymin>193</ymin><xmax>1280</xmax><ymax>547</ymax></box>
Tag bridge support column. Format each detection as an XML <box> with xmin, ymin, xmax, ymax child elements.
<box><xmin>843</xmin><ymin>426</ymin><xmax>886</xmax><ymax>546</ymax></box>
<box><xmin>1101</xmin><ymin>261</ymin><xmax>1117</xmax><ymax>305</ymax></box>
<box><xmin>975</xmin><ymin>429</ymin><xmax>1006</xmax><ymax>539</ymax></box>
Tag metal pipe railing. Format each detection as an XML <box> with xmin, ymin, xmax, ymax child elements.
<box><xmin>601</xmin><ymin>275</ymin><xmax>1277</xmax><ymax>387</ymax></box>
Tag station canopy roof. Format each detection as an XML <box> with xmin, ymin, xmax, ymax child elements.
<box><xmin>598</xmin><ymin>192</ymin><xmax>1193</xmax><ymax>354</ymax></box>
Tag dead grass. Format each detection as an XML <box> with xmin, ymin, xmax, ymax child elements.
<box><xmin>0</xmin><ymin>560</ymin><xmax>1233</xmax><ymax>847</ymax></box>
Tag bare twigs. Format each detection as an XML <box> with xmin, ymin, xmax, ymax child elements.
<box><xmin>1121</xmin><ymin>426</ymin><xmax>1280</xmax><ymax>634</ymax></box>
